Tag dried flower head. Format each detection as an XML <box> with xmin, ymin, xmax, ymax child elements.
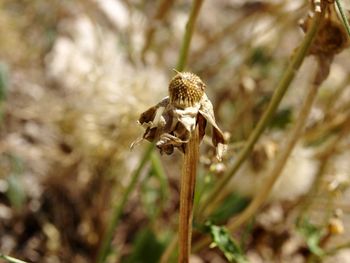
<box><xmin>169</xmin><ymin>71</ymin><xmax>205</xmax><ymax>108</ymax></box>
<box><xmin>132</xmin><ymin>71</ymin><xmax>227</xmax><ymax>160</ymax></box>
<box><xmin>300</xmin><ymin>5</ymin><xmax>349</xmax><ymax>57</ymax></box>
<box><xmin>300</xmin><ymin>4</ymin><xmax>349</xmax><ymax>84</ymax></box>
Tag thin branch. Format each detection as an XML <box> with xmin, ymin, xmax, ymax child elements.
<box><xmin>141</xmin><ymin>0</ymin><xmax>176</xmax><ymax>60</ymax></box>
<box><xmin>193</xmin><ymin>4</ymin><xmax>326</xmax><ymax>252</ymax></box>
<box><xmin>97</xmin><ymin>144</ymin><xmax>154</xmax><ymax>263</ymax></box>
<box><xmin>197</xmin><ymin>2</ymin><xmax>325</xmax><ymax>219</ymax></box>
<box><xmin>335</xmin><ymin>0</ymin><xmax>350</xmax><ymax>37</ymax></box>
<box><xmin>226</xmin><ymin>68</ymin><xmax>321</xmax><ymax>233</ymax></box>
<box><xmin>176</xmin><ymin>0</ymin><xmax>205</xmax><ymax>71</ymax></box>
<box><xmin>194</xmin><ymin>60</ymin><xmax>324</xmax><ymax>252</ymax></box>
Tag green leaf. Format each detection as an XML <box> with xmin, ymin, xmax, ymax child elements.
<box><xmin>124</xmin><ymin>228</ymin><xmax>165</xmax><ymax>263</ymax></box>
<box><xmin>206</xmin><ymin>223</ymin><xmax>249</xmax><ymax>263</ymax></box>
<box><xmin>150</xmin><ymin>152</ymin><xmax>169</xmax><ymax>203</ymax></box>
<box><xmin>248</xmin><ymin>47</ymin><xmax>272</xmax><ymax>66</ymax></box>
<box><xmin>297</xmin><ymin>218</ymin><xmax>325</xmax><ymax>257</ymax></box>
<box><xmin>141</xmin><ymin>157</ymin><xmax>168</xmax><ymax>221</ymax></box>
<box><xmin>209</xmin><ymin>193</ymin><xmax>249</xmax><ymax>223</ymax></box>
<box><xmin>0</xmin><ymin>63</ymin><xmax>8</xmax><ymax>102</ymax></box>
<box><xmin>269</xmin><ymin>108</ymin><xmax>293</xmax><ymax>130</ymax></box>
<box><xmin>5</xmin><ymin>154</ymin><xmax>26</xmax><ymax>209</ymax></box>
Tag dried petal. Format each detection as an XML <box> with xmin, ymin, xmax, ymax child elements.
<box><xmin>199</xmin><ymin>94</ymin><xmax>227</xmax><ymax>160</ymax></box>
<box><xmin>131</xmin><ymin>97</ymin><xmax>169</xmax><ymax>149</ymax></box>
<box><xmin>133</xmin><ymin>72</ymin><xmax>226</xmax><ymax>160</ymax></box>
<box><xmin>138</xmin><ymin>97</ymin><xmax>169</xmax><ymax>126</ymax></box>
<box><xmin>197</xmin><ymin>113</ymin><xmax>207</xmax><ymax>143</ymax></box>
<box><xmin>173</xmin><ymin>104</ymin><xmax>200</xmax><ymax>132</ymax></box>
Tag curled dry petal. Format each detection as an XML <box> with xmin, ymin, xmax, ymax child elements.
<box><xmin>199</xmin><ymin>94</ymin><xmax>227</xmax><ymax>160</ymax></box>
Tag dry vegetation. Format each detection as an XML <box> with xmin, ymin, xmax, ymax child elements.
<box><xmin>0</xmin><ymin>0</ymin><xmax>350</xmax><ymax>263</ymax></box>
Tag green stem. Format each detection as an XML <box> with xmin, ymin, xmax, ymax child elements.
<box><xmin>141</xmin><ymin>0</ymin><xmax>176</xmax><ymax>60</ymax></box>
<box><xmin>97</xmin><ymin>144</ymin><xmax>154</xmax><ymax>263</ymax></box>
<box><xmin>197</xmin><ymin>3</ymin><xmax>324</xmax><ymax>219</ymax></box>
<box><xmin>176</xmin><ymin>0</ymin><xmax>205</xmax><ymax>71</ymax></box>
<box><xmin>194</xmin><ymin>55</ymin><xmax>325</xmax><ymax>253</ymax></box>
<box><xmin>335</xmin><ymin>0</ymin><xmax>350</xmax><ymax>37</ymax></box>
<box><xmin>226</xmin><ymin>63</ymin><xmax>322</xmax><ymax>233</ymax></box>
<box><xmin>151</xmin><ymin>151</ymin><xmax>170</xmax><ymax>204</ymax></box>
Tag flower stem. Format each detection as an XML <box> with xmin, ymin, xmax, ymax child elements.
<box><xmin>178</xmin><ymin>127</ymin><xmax>199</xmax><ymax>263</ymax></box>
<box><xmin>197</xmin><ymin>3</ymin><xmax>324</xmax><ymax>219</ymax></box>
<box><xmin>335</xmin><ymin>0</ymin><xmax>350</xmax><ymax>37</ymax></box>
<box><xmin>141</xmin><ymin>0</ymin><xmax>176</xmax><ymax>61</ymax></box>
<box><xmin>96</xmin><ymin>144</ymin><xmax>154</xmax><ymax>263</ymax></box>
<box><xmin>226</xmin><ymin>63</ymin><xmax>322</xmax><ymax>233</ymax></box>
<box><xmin>194</xmin><ymin>53</ymin><xmax>327</xmax><ymax>257</ymax></box>
<box><xmin>193</xmin><ymin>61</ymin><xmax>324</xmax><ymax>253</ymax></box>
<box><xmin>160</xmin><ymin>1</ymin><xmax>205</xmax><ymax>262</ymax></box>
<box><xmin>176</xmin><ymin>0</ymin><xmax>205</xmax><ymax>71</ymax></box>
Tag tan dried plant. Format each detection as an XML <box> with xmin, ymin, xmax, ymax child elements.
<box><xmin>133</xmin><ymin>71</ymin><xmax>226</xmax><ymax>263</ymax></box>
<box><xmin>133</xmin><ymin>70</ymin><xmax>226</xmax><ymax>161</ymax></box>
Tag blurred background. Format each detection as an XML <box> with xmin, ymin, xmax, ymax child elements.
<box><xmin>0</xmin><ymin>0</ymin><xmax>350</xmax><ymax>262</ymax></box>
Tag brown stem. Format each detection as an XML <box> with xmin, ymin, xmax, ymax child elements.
<box><xmin>178</xmin><ymin>126</ymin><xmax>199</xmax><ymax>263</ymax></box>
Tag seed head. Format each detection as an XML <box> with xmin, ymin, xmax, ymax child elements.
<box><xmin>169</xmin><ymin>71</ymin><xmax>205</xmax><ymax>108</ymax></box>
<box><xmin>133</xmin><ymin>71</ymin><xmax>227</xmax><ymax>160</ymax></box>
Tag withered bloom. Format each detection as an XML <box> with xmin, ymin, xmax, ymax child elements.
<box><xmin>300</xmin><ymin>4</ymin><xmax>349</xmax><ymax>83</ymax></box>
<box><xmin>132</xmin><ymin>71</ymin><xmax>227</xmax><ymax>160</ymax></box>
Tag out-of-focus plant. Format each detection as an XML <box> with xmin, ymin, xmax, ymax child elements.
<box><xmin>0</xmin><ymin>63</ymin><xmax>8</xmax><ymax>123</ymax></box>
<box><xmin>2</xmin><ymin>0</ymin><xmax>350</xmax><ymax>262</ymax></box>
<box><xmin>0</xmin><ymin>253</ymin><xmax>28</xmax><ymax>263</ymax></box>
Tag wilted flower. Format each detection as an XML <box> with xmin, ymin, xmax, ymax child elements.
<box><xmin>132</xmin><ymin>71</ymin><xmax>227</xmax><ymax>160</ymax></box>
<box><xmin>300</xmin><ymin>4</ymin><xmax>350</xmax><ymax>83</ymax></box>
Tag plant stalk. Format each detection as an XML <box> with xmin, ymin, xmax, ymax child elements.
<box><xmin>97</xmin><ymin>144</ymin><xmax>154</xmax><ymax>263</ymax></box>
<box><xmin>141</xmin><ymin>0</ymin><xmax>176</xmax><ymax>60</ymax></box>
<box><xmin>178</xmin><ymin>127</ymin><xmax>199</xmax><ymax>263</ymax></box>
<box><xmin>193</xmin><ymin>4</ymin><xmax>325</xmax><ymax>252</ymax></box>
<box><xmin>160</xmin><ymin>1</ymin><xmax>205</xmax><ymax>261</ymax></box>
<box><xmin>176</xmin><ymin>0</ymin><xmax>205</xmax><ymax>71</ymax></box>
<box><xmin>197</xmin><ymin>2</ymin><xmax>325</xmax><ymax>219</ymax></box>
<box><xmin>335</xmin><ymin>0</ymin><xmax>350</xmax><ymax>37</ymax></box>
<box><xmin>194</xmin><ymin>59</ymin><xmax>325</xmax><ymax>255</ymax></box>
<box><xmin>226</xmin><ymin>66</ymin><xmax>322</xmax><ymax>233</ymax></box>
